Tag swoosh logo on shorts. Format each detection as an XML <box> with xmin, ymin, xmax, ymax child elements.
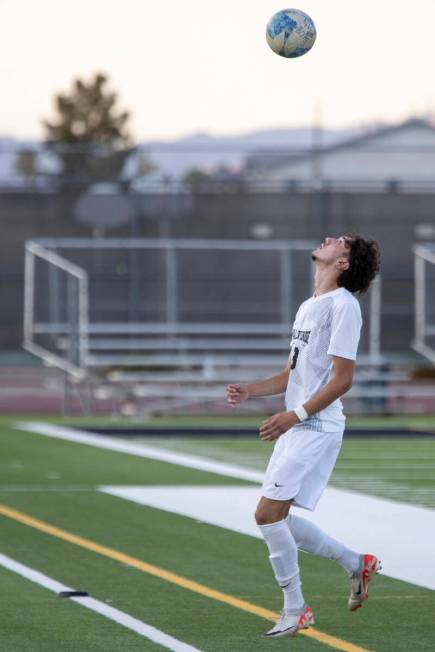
<box><xmin>274</xmin><ymin>483</ymin><xmax>285</xmax><ymax>487</ymax></box>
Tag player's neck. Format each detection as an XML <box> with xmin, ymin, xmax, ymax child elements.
<box><xmin>313</xmin><ymin>265</ymin><xmax>340</xmax><ymax>297</ymax></box>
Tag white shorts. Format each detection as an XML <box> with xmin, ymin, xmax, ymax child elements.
<box><xmin>262</xmin><ymin>418</ymin><xmax>344</xmax><ymax>511</ymax></box>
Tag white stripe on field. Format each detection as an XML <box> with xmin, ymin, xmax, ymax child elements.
<box><xmin>100</xmin><ymin>485</ymin><xmax>435</xmax><ymax>592</ymax></box>
<box><xmin>0</xmin><ymin>552</ymin><xmax>201</xmax><ymax>652</ymax></box>
<box><xmin>15</xmin><ymin>422</ymin><xmax>263</xmax><ymax>483</ymax></box>
<box><xmin>15</xmin><ymin>421</ymin><xmax>435</xmax><ymax>590</ymax></box>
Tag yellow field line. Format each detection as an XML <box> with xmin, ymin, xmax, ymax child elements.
<box><xmin>0</xmin><ymin>504</ymin><xmax>372</xmax><ymax>652</ymax></box>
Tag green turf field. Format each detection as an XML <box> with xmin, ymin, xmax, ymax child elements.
<box><xmin>0</xmin><ymin>416</ymin><xmax>434</xmax><ymax>652</ymax></box>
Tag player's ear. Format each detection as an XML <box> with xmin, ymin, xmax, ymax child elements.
<box><xmin>337</xmin><ymin>258</ymin><xmax>350</xmax><ymax>271</ymax></box>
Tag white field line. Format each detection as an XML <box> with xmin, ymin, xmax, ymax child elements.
<box><xmin>15</xmin><ymin>422</ymin><xmax>263</xmax><ymax>483</ymax></box>
<box><xmin>0</xmin><ymin>552</ymin><xmax>201</xmax><ymax>652</ymax></box>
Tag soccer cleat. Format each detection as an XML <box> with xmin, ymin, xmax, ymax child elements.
<box><xmin>263</xmin><ymin>605</ymin><xmax>314</xmax><ymax>638</ymax></box>
<box><xmin>348</xmin><ymin>554</ymin><xmax>382</xmax><ymax>612</ymax></box>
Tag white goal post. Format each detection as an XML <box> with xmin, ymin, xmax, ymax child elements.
<box><xmin>23</xmin><ymin>241</ymin><xmax>89</xmax><ymax>378</ymax></box>
<box><xmin>413</xmin><ymin>243</ymin><xmax>435</xmax><ymax>364</ymax></box>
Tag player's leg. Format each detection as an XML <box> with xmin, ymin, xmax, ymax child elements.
<box><xmin>286</xmin><ymin>512</ymin><xmax>381</xmax><ymax>610</ymax></box>
<box><xmin>280</xmin><ymin>427</ymin><xmax>381</xmax><ymax>611</ymax></box>
<box><xmin>255</xmin><ymin>496</ymin><xmax>314</xmax><ymax>638</ymax></box>
<box><xmin>286</xmin><ymin>512</ymin><xmax>360</xmax><ymax>573</ymax></box>
<box><xmin>256</xmin><ymin>497</ymin><xmax>304</xmax><ymax>610</ymax></box>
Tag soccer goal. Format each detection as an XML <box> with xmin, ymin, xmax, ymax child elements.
<box><xmin>23</xmin><ymin>240</ymin><xmax>89</xmax><ymax>378</ymax></box>
<box><xmin>413</xmin><ymin>243</ymin><xmax>435</xmax><ymax>364</ymax></box>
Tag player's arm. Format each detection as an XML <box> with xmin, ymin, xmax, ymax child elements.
<box><xmin>226</xmin><ymin>352</ymin><xmax>293</xmax><ymax>407</ymax></box>
<box><xmin>259</xmin><ymin>355</ymin><xmax>354</xmax><ymax>440</ymax></box>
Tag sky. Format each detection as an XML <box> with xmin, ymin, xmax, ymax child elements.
<box><xmin>1</xmin><ymin>0</ymin><xmax>435</xmax><ymax>141</ymax></box>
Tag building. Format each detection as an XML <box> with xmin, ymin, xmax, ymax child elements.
<box><xmin>246</xmin><ymin>118</ymin><xmax>435</xmax><ymax>198</ymax></box>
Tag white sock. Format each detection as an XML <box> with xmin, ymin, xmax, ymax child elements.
<box><xmin>286</xmin><ymin>514</ymin><xmax>360</xmax><ymax>574</ymax></box>
<box><xmin>259</xmin><ymin>520</ymin><xmax>305</xmax><ymax>612</ymax></box>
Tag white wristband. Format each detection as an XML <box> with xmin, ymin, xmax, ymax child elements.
<box><xmin>293</xmin><ymin>405</ymin><xmax>309</xmax><ymax>422</ymax></box>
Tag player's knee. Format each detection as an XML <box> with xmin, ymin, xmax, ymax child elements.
<box><xmin>255</xmin><ymin>505</ymin><xmax>275</xmax><ymax>525</ymax></box>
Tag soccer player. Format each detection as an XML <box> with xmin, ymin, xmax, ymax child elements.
<box><xmin>226</xmin><ymin>234</ymin><xmax>381</xmax><ymax>639</ymax></box>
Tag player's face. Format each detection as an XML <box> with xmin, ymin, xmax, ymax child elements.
<box><xmin>311</xmin><ymin>236</ymin><xmax>351</xmax><ymax>264</ymax></box>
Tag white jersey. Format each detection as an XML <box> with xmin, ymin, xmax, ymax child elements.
<box><xmin>285</xmin><ymin>287</ymin><xmax>362</xmax><ymax>428</ymax></box>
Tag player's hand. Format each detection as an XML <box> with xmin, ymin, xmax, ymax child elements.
<box><xmin>259</xmin><ymin>411</ymin><xmax>299</xmax><ymax>441</ymax></box>
<box><xmin>226</xmin><ymin>383</ymin><xmax>250</xmax><ymax>407</ymax></box>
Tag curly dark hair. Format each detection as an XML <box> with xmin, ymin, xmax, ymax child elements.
<box><xmin>337</xmin><ymin>233</ymin><xmax>380</xmax><ymax>294</ymax></box>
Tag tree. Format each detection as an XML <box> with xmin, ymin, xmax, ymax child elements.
<box><xmin>43</xmin><ymin>72</ymin><xmax>133</xmax><ymax>185</ymax></box>
<box><xmin>183</xmin><ymin>166</ymin><xmax>245</xmax><ymax>192</ymax></box>
<box><xmin>44</xmin><ymin>72</ymin><xmax>130</xmax><ymax>146</ymax></box>
<box><xmin>15</xmin><ymin>149</ymin><xmax>38</xmax><ymax>187</ymax></box>
<box><xmin>183</xmin><ymin>167</ymin><xmax>213</xmax><ymax>191</ymax></box>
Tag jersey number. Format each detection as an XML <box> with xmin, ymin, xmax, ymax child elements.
<box><xmin>291</xmin><ymin>346</ymin><xmax>300</xmax><ymax>370</ymax></box>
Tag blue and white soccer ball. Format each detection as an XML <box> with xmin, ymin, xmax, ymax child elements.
<box><xmin>266</xmin><ymin>8</ymin><xmax>316</xmax><ymax>59</ymax></box>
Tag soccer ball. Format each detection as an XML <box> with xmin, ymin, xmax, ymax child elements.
<box><xmin>266</xmin><ymin>8</ymin><xmax>316</xmax><ymax>59</ymax></box>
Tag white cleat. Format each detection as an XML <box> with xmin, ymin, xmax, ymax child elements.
<box><xmin>263</xmin><ymin>605</ymin><xmax>314</xmax><ymax>639</ymax></box>
<box><xmin>348</xmin><ymin>553</ymin><xmax>382</xmax><ymax>612</ymax></box>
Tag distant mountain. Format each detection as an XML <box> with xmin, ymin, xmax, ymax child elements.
<box><xmin>145</xmin><ymin>126</ymin><xmax>373</xmax><ymax>148</ymax></box>
<box><xmin>0</xmin><ymin>125</ymin><xmax>379</xmax><ymax>185</ymax></box>
<box><xmin>139</xmin><ymin>126</ymin><xmax>375</xmax><ymax>178</ymax></box>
